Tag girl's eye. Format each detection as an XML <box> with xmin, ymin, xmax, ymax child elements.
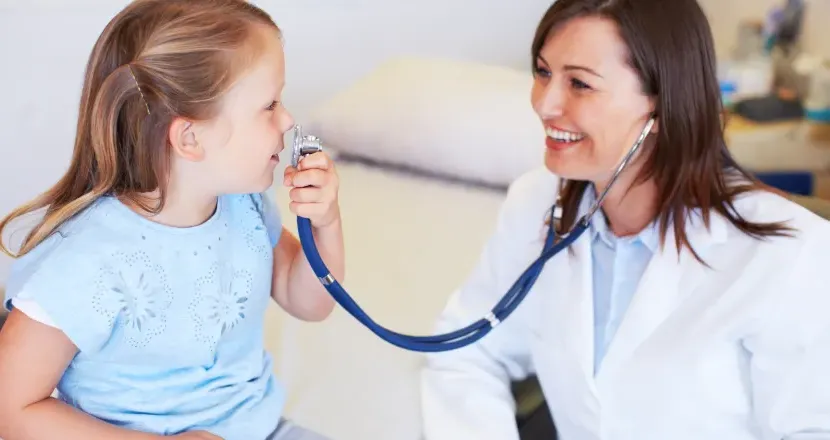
<box><xmin>266</xmin><ymin>100</ymin><xmax>279</xmax><ymax>111</ymax></box>
<box><xmin>570</xmin><ymin>78</ymin><xmax>591</xmax><ymax>90</ymax></box>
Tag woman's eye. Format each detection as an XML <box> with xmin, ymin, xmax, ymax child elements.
<box><xmin>570</xmin><ymin>78</ymin><xmax>591</xmax><ymax>90</ymax></box>
<box><xmin>533</xmin><ymin>66</ymin><xmax>551</xmax><ymax>78</ymax></box>
<box><xmin>266</xmin><ymin>100</ymin><xmax>279</xmax><ymax>111</ymax></box>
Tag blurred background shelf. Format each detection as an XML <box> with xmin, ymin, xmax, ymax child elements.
<box><xmin>726</xmin><ymin>113</ymin><xmax>830</xmax><ymax>198</ymax></box>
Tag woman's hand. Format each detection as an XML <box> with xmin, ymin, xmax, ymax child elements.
<box><xmin>284</xmin><ymin>152</ymin><xmax>341</xmax><ymax>229</ymax></box>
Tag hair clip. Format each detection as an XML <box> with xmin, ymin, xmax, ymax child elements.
<box><xmin>127</xmin><ymin>65</ymin><xmax>151</xmax><ymax>115</ymax></box>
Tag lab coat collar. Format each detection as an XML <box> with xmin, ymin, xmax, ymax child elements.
<box><xmin>548</xmin><ymin>184</ymin><xmax>730</xmax><ymax>387</ymax></box>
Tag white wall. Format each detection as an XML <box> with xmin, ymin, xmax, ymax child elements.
<box><xmin>0</xmin><ymin>0</ymin><xmax>552</xmax><ymax>284</ymax></box>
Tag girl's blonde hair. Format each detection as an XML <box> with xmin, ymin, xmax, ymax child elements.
<box><xmin>0</xmin><ymin>0</ymin><xmax>280</xmax><ymax>258</ymax></box>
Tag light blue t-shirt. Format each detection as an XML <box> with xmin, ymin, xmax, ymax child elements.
<box><xmin>4</xmin><ymin>192</ymin><xmax>285</xmax><ymax>440</ymax></box>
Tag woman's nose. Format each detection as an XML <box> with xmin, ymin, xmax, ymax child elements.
<box><xmin>532</xmin><ymin>83</ymin><xmax>565</xmax><ymax>119</ymax></box>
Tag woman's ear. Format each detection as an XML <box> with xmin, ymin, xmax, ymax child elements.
<box><xmin>168</xmin><ymin>117</ymin><xmax>204</xmax><ymax>161</ymax></box>
<box><xmin>649</xmin><ymin>111</ymin><xmax>659</xmax><ymax>134</ymax></box>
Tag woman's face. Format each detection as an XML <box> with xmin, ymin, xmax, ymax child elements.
<box><xmin>531</xmin><ymin>15</ymin><xmax>657</xmax><ymax>187</ymax></box>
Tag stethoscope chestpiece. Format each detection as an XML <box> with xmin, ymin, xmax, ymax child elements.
<box><xmin>291</xmin><ymin>124</ymin><xmax>324</xmax><ymax>168</ymax></box>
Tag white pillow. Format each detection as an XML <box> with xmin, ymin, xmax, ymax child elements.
<box><xmin>304</xmin><ymin>57</ymin><xmax>545</xmax><ymax>188</ymax></box>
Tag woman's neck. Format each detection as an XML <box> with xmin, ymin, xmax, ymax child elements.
<box><xmin>593</xmin><ymin>173</ymin><xmax>658</xmax><ymax>238</ymax></box>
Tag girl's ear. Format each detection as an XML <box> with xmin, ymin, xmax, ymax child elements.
<box><xmin>168</xmin><ymin>117</ymin><xmax>203</xmax><ymax>161</ymax></box>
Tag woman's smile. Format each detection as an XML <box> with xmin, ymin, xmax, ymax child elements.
<box><xmin>545</xmin><ymin>124</ymin><xmax>586</xmax><ymax>151</ymax></box>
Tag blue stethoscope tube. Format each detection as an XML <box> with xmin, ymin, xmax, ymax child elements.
<box><xmin>297</xmin><ymin>214</ymin><xmax>587</xmax><ymax>352</ymax></box>
<box><xmin>291</xmin><ymin>118</ymin><xmax>655</xmax><ymax>352</ymax></box>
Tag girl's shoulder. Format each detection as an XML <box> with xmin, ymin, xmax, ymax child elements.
<box><xmin>8</xmin><ymin>197</ymin><xmax>120</xmax><ymax>281</ymax></box>
<box><xmin>222</xmin><ymin>192</ymin><xmax>283</xmax><ymax>248</ymax></box>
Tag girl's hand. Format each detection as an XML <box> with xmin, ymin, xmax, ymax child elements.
<box><xmin>284</xmin><ymin>152</ymin><xmax>341</xmax><ymax>228</ymax></box>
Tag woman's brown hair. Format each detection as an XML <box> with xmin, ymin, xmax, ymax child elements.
<box><xmin>534</xmin><ymin>0</ymin><xmax>793</xmax><ymax>261</ymax></box>
<box><xmin>0</xmin><ymin>0</ymin><xmax>280</xmax><ymax>257</ymax></box>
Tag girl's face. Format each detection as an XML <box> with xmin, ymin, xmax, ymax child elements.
<box><xmin>531</xmin><ymin>16</ymin><xmax>657</xmax><ymax>188</ymax></box>
<box><xmin>187</xmin><ymin>24</ymin><xmax>295</xmax><ymax>196</ymax></box>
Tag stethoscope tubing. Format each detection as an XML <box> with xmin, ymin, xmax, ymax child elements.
<box><xmin>296</xmin><ymin>214</ymin><xmax>588</xmax><ymax>352</ymax></box>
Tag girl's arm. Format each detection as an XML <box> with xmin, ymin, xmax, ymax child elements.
<box><xmin>0</xmin><ymin>309</ymin><xmax>167</xmax><ymax>440</ymax></box>
<box><xmin>271</xmin><ymin>218</ymin><xmax>342</xmax><ymax>321</ymax></box>
<box><xmin>269</xmin><ymin>151</ymin><xmax>344</xmax><ymax>322</ymax></box>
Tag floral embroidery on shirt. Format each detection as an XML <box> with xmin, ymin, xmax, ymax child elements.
<box><xmin>244</xmin><ymin>196</ymin><xmax>272</xmax><ymax>258</ymax></box>
<box><xmin>92</xmin><ymin>250</ymin><xmax>174</xmax><ymax>348</ymax></box>
<box><xmin>245</xmin><ymin>226</ymin><xmax>271</xmax><ymax>259</ymax></box>
<box><xmin>189</xmin><ymin>262</ymin><xmax>254</xmax><ymax>348</ymax></box>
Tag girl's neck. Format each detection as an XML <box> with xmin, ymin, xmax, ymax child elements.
<box><xmin>122</xmin><ymin>184</ymin><xmax>218</xmax><ymax>228</ymax></box>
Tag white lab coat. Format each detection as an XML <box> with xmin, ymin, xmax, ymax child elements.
<box><xmin>420</xmin><ymin>167</ymin><xmax>830</xmax><ymax>440</ymax></box>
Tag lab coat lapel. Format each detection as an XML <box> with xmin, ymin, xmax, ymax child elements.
<box><xmin>532</xmin><ymin>223</ymin><xmax>602</xmax><ymax>421</ymax></box>
<box><xmin>545</xmin><ymin>187</ymin><xmax>597</xmax><ymax>385</ymax></box>
<box><xmin>596</xmin><ymin>213</ymin><xmax>727</xmax><ymax>380</ymax></box>
<box><xmin>597</xmin><ymin>235</ymin><xmax>683</xmax><ymax>379</ymax></box>
<box><xmin>553</xmin><ymin>225</ymin><xmax>597</xmax><ymax>385</ymax></box>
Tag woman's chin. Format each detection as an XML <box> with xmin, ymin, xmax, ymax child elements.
<box><xmin>544</xmin><ymin>149</ymin><xmax>586</xmax><ymax>180</ymax></box>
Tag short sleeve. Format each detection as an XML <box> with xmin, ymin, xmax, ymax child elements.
<box><xmin>251</xmin><ymin>191</ymin><xmax>283</xmax><ymax>248</ymax></box>
<box><xmin>4</xmin><ymin>233</ymin><xmax>117</xmax><ymax>354</ymax></box>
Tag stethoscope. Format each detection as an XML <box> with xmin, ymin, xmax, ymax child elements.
<box><xmin>290</xmin><ymin>118</ymin><xmax>655</xmax><ymax>352</ymax></box>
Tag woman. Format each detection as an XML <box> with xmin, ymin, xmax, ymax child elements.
<box><xmin>419</xmin><ymin>0</ymin><xmax>830</xmax><ymax>439</ymax></box>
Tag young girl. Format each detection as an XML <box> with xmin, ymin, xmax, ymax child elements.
<box><xmin>0</xmin><ymin>1</ymin><xmax>344</xmax><ymax>439</ymax></box>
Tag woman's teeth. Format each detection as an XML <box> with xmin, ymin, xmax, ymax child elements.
<box><xmin>546</xmin><ymin>127</ymin><xmax>585</xmax><ymax>143</ymax></box>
